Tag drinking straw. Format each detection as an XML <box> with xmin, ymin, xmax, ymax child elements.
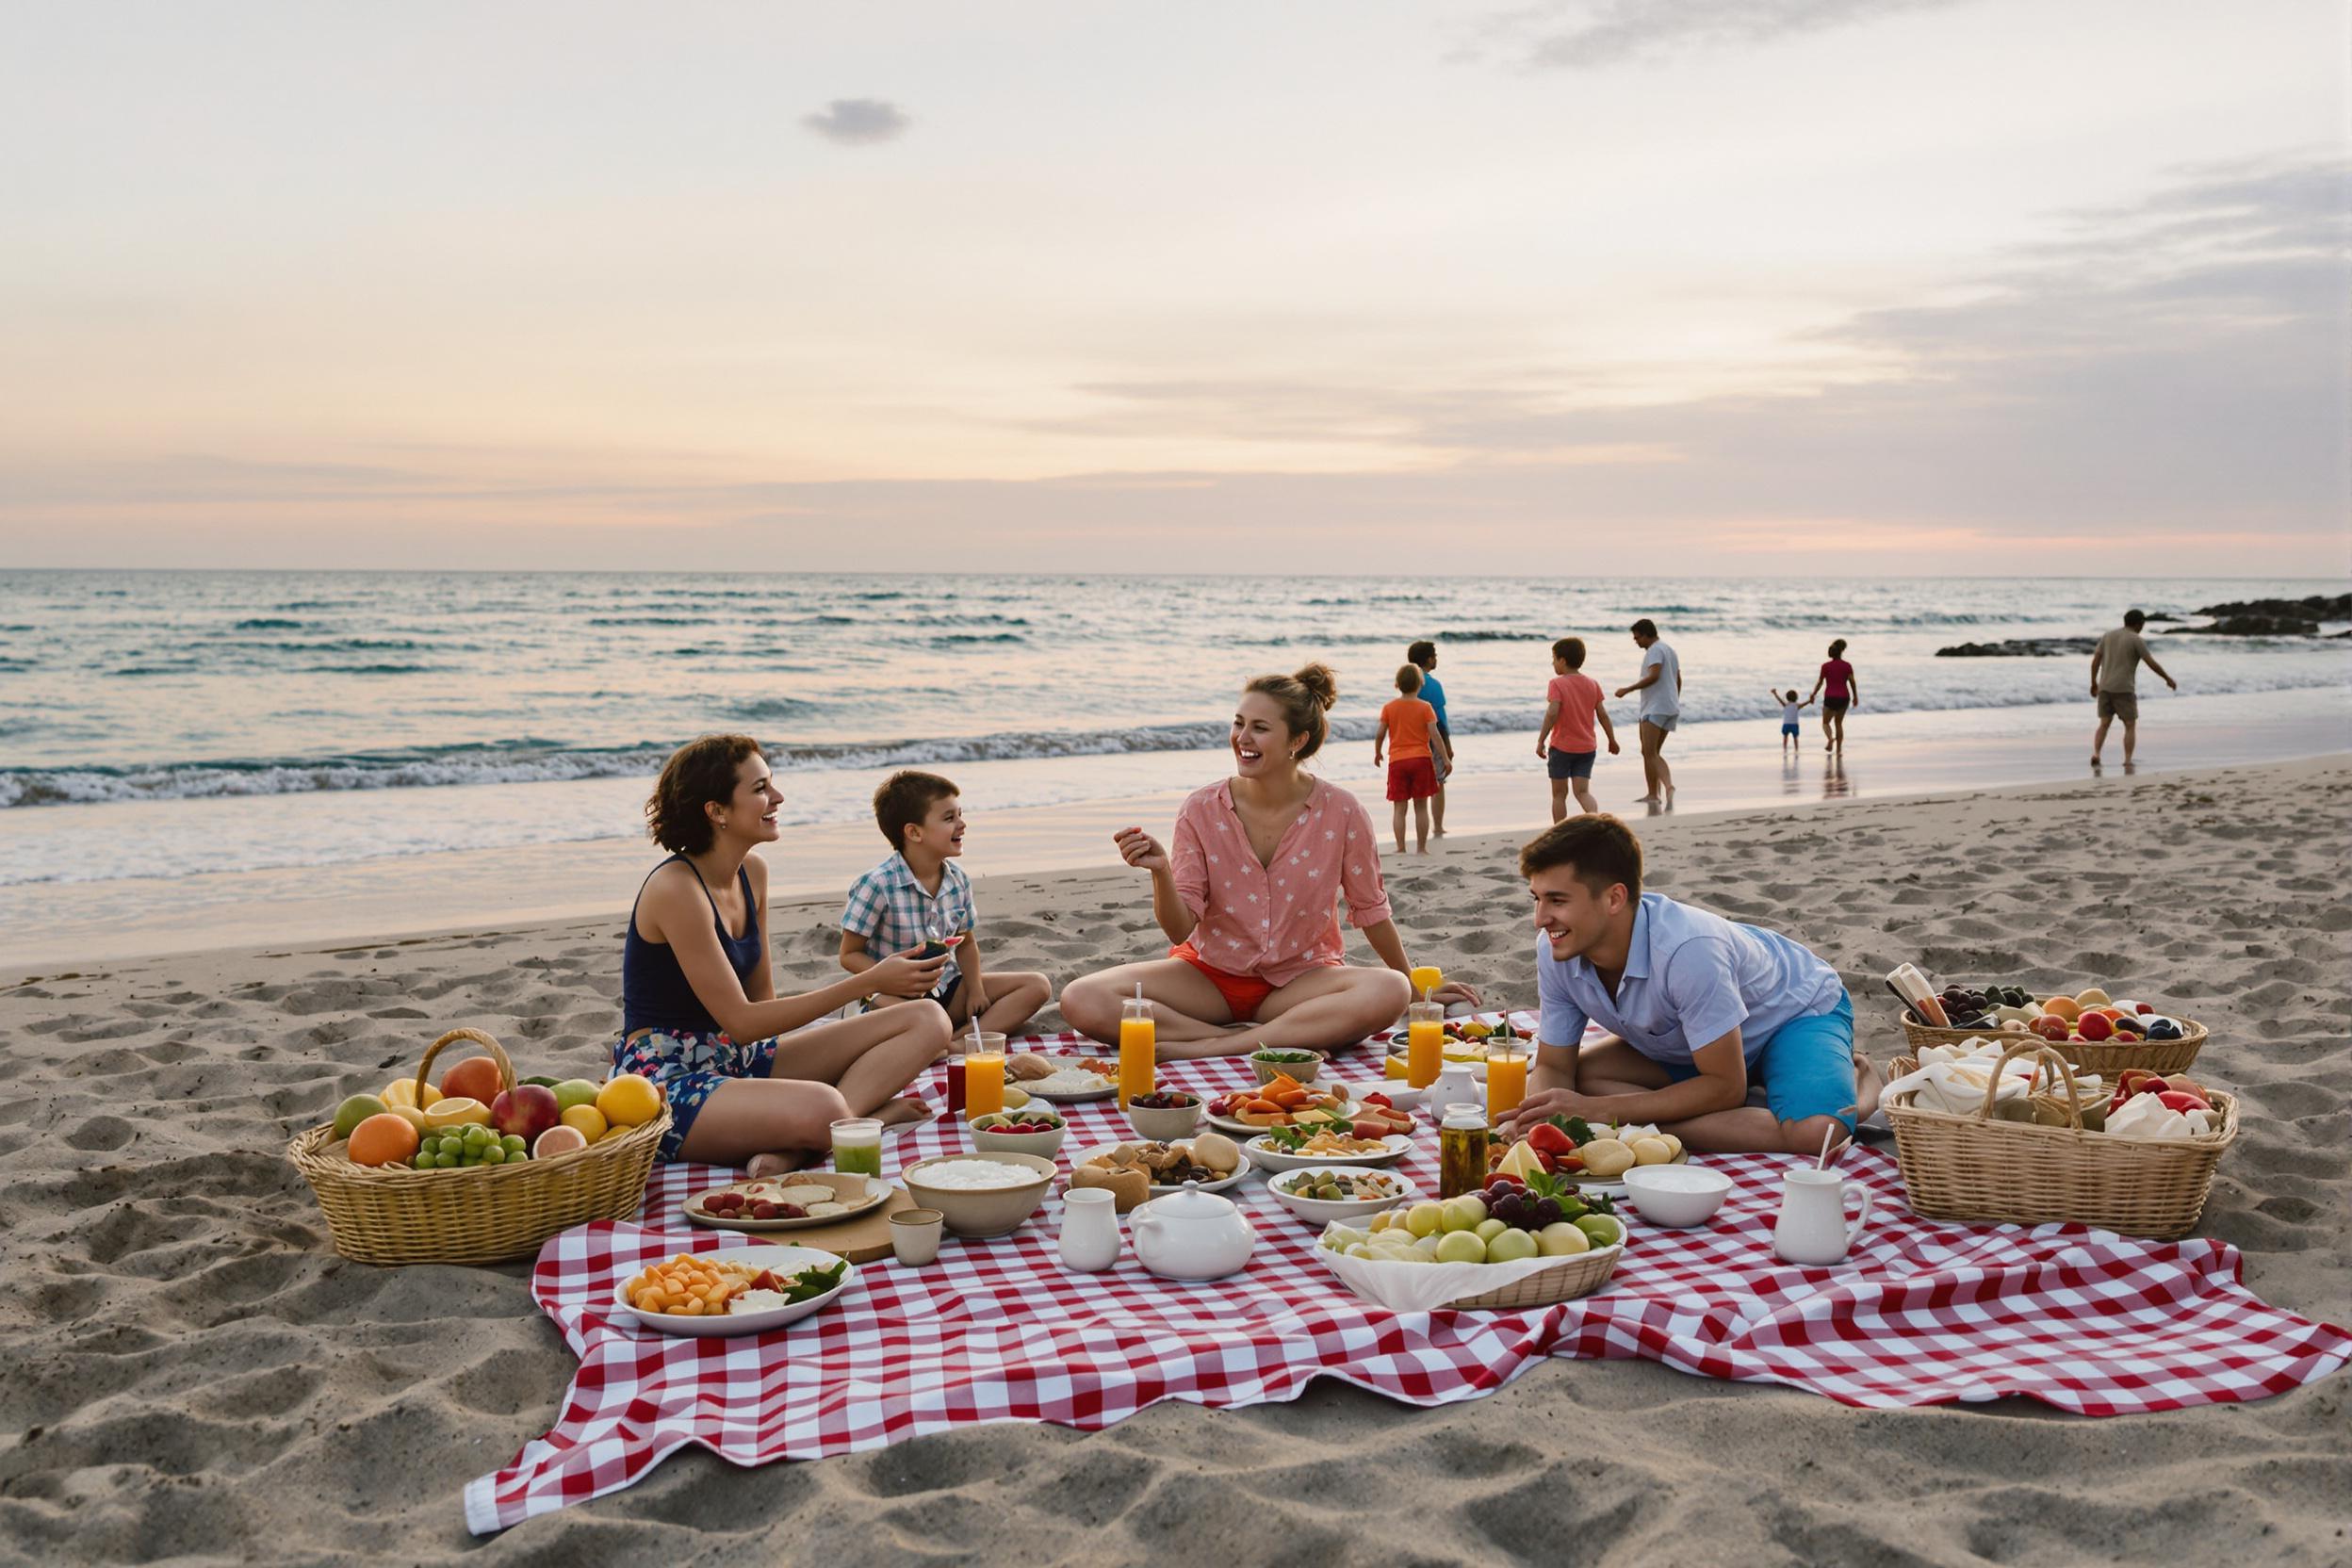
<box><xmin>1816</xmin><ymin>1119</ymin><xmax>1839</xmax><ymax>1169</ymax></box>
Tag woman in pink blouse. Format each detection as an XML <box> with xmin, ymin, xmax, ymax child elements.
<box><xmin>1060</xmin><ymin>663</ymin><xmax>1478</xmax><ymax>1057</ymax></box>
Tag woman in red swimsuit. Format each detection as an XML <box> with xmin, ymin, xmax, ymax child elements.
<box><xmin>1060</xmin><ymin>663</ymin><xmax>1478</xmax><ymax>1058</ymax></box>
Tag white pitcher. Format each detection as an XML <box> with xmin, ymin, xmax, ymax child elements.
<box><xmin>1429</xmin><ymin>1061</ymin><xmax>1481</xmax><ymax>1113</ymax></box>
<box><xmin>1057</xmin><ymin>1187</ymin><xmax>1121</xmax><ymax>1272</ymax></box>
<box><xmin>1772</xmin><ymin>1168</ymin><xmax>1871</xmax><ymax>1265</ymax></box>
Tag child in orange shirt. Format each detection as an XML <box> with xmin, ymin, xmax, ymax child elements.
<box><xmin>1373</xmin><ymin>663</ymin><xmax>1450</xmax><ymax>854</ymax></box>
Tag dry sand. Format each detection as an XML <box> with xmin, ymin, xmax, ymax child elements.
<box><xmin>4</xmin><ymin>757</ymin><xmax>2347</xmax><ymax>1566</ymax></box>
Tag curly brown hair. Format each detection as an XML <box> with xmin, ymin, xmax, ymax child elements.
<box><xmin>645</xmin><ymin>734</ymin><xmax>764</xmax><ymax>855</ymax></box>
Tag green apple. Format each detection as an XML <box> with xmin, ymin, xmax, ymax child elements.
<box><xmin>1536</xmin><ymin>1222</ymin><xmax>1591</xmax><ymax>1256</ymax></box>
<box><xmin>1434</xmin><ymin>1231</ymin><xmax>1488</xmax><ymax>1264</ymax></box>
<box><xmin>1474</xmin><ymin>1217</ymin><xmax>1509</xmax><ymax>1244</ymax></box>
<box><xmin>1404</xmin><ymin>1201</ymin><xmax>1446</xmax><ymax>1237</ymax></box>
<box><xmin>552</xmin><ymin>1079</ymin><xmax>602</xmax><ymax>1113</ymax></box>
<box><xmin>1487</xmin><ymin>1229</ymin><xmax>1540</xmax><ymax>1263</ymax></box>
<box><xmin>1440</xmin><ymin>1195</ymin><xmax>1488</xmax><ymax>1233</ymax></box>
<box><xmin>1575</xmin><ymin>1215</ymin><xmax>1623</xmax><ymax>1249</ymax></box>
<box><xmin>331</xmin><ymin>1093</ymin><xmax>386</xmax><ymax>1140</ymax></box>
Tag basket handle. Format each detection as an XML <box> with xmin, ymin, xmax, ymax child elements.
<box><xmin>413</xmin><ymin>1028</ymin><xmax>515</xmax><ymax>1106</ymax></box>
<box><xmin>1975</xmin><ymin>1039</ymin><xmax>2084</xmax><ymax>1128</ymax></box>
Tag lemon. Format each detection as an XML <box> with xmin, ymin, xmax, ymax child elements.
<box><xmin>421</xmin><ymin>1097</ymin><xmax>492</xmax><ymax>1130</ymax></box>
<box><xmin>560</xmin><ymin>1104</ymin><xmax>609</xmax><ymax>1142</ymax></box>
<box><xmin>596</xmin><ymin>1075</ymin><xmax>662</xmax><ymax>1127</ymax></box>
<box><xmin>381</xmin><ymin>1078</ymin><xmax>443</xmax><ymax>1112</ymax></box>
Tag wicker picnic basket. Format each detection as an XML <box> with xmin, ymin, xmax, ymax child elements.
<box><xmin>1883</xmin><ymin>1040</ymin><xmax>2235</xmax><ymax>1240</ymax></box>
<box><xmin>1898</xmin><ymin>1012</ymin><xmax>2205</xmax><ymax>1075</ymax></box>
<box><xmin>286</xmin><ymin>1028</ymin><xmax>669</xmax><ymax>1266</ymax></box>
<box><xmin>1446</xmin><ymin>1230</ymin><xmax>1624</xmax><ymax>1309</ymax></box>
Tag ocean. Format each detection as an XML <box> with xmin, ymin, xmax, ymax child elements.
<box><xmin>4</xmin><ymin>569</ymin><xmax>2347</xmax><ymax>902</ymax></box>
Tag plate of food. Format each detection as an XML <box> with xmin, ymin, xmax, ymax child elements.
<box><xmin>684</xmin><ymin>1172</ymin><xmax>891</xmax><ymax>1231</ymax></box>
<box><xmin>1205</xmin><ymin>1074</ymin><xmax>1356</xmax><ymax>1134</ymax></box>
<box><xmin>1490</xmin><ymin>1116</ymin><xmax>1686</xmax><ymax>1196</ymax></box>
<box><xmin>1266</xmin><ymin>1166</ymin><xmax>1417</xmax><ymax>1223</ymax></box>
<box><xmin>1243</xmin><ymin>1129</ymin><xmax>1415</xmax><ymax>1172</ymax></box>
<box><xmin>614</xmin><ymin>1246</ymin><xmax>855</xmax><ymax>1337</ymax></box>
<box><xmin>1070</xmin><ymin>1135</ymin><xmax>1252</xmax><ymax>1200</ymax></box>
<box><xmin>1007</xmin><ymin>1053</ymin><xmax>1120</xmax><ymax>1101</ymax></box>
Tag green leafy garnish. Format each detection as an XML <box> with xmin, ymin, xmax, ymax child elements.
<box><xmin>782</xmin><ymin>1260</ymin><xmax>847</xmax><ymax>1302</ymax></box>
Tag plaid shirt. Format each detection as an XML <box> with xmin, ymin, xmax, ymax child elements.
<box><xmin>841</xmin><ymin>853</ymin><xmax>977</xmax><ymax>956</ymax></box>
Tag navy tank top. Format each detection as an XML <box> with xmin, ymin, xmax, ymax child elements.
<box><xmin>621</xmin><ymin>854</ymin><xmax>761</xmax><ymax>1037</ymax></box>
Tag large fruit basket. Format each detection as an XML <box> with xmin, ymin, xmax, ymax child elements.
<box><xmin>1445</xmin><ymin>1243</ymin><xmax>1622</xmax><ymax>1310</ymax></box>
<box><xmin>1897</xmin><ymin>1014</ymin><xmax>2207</xmax><ymax>1076</ymax></box>
<box><xmin>1883</xmin><ymin>1041</ymin><xmax>2235</xmax><ymax>1241</ymax></box>
<box><xmin>287</xmin><ymin>1028</ymin><xmax>668</xmax><ymax>1266</ymax></box>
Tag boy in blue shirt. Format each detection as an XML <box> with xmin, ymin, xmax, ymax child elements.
<box><xmin>1408</xmin><ymin>640</ymin><xmax>1449</xmax><ymax>838</ymax></box>
<box><xmin>841</xmin><ymin>771</ymin><xmax>1052</xmax><ymax>1036</ymax></box>
<box><xmin>1497</xmin><ymin>814</ymin><xmax>1880</xmax><ymax>1154</ymax></box>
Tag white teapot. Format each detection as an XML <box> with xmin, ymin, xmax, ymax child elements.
<box><xmin>1130</xmin><ymin>1187</ymin><xmax>1255</xmax><ymax>1281</ymax></box>
<box><xmin>1429</xmin><ymin>1061</ymin><xmax>1482</xmax><ymax>1112</ymax></box>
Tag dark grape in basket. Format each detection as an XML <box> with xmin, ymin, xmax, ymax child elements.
<box><xmin>1130</xmin><ymin>1091</ymin><xmax>1200</xmax><ymax>1110</ymax></box>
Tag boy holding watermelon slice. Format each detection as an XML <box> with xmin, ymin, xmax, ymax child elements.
<box><xmin>1498</xmin><ymin>814</ymin><xmax>1881</xmax><ymax>1156</ymax></box>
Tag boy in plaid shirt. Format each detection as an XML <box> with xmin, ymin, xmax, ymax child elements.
<box><xmin>840</xmin><ymin>771</ymin><xmax>1052</xmax><ymax>1035</ymax></box>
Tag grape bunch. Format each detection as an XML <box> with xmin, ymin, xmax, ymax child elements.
<box><xmin>412</xmin><ymin>1124</ymin><xmax>531</xmax><ymax>1169</ymax></box>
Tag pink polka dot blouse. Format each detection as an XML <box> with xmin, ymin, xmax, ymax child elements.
<box><xmin>1168</xmin><ymin>777</ymin><xmax>1394</xmax><ymax>987</ymax></box>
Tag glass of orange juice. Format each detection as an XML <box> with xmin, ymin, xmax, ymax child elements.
<box><xmin>1118</xmin><ymin>992</ymin><xmax>1156</xmax><ymax>1108</ymax></box>
<box><xmin>1486</xmin><ymin>1048</ymin><xmax>1527</xmax><ymax>1121</ymax></box>
<box><xmin>965</xmin><ymin>1047</ymin><xmax>1005</xmax><ymax>1119</ymax></box>
<box><xmin>1409</xmin><ymin>964</ymin><xmax>1443</xmax><ymax>1001</ymax></box>
<box><xmin>1406</xmin><ymin>1000</ymin><xmax>1445</xmax><ymax>1089</ymax></box>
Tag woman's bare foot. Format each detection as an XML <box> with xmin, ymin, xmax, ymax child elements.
<box><xmin>745</xmin><ymin>1150</ymin><xmax>812</xmax><ymax>1180</ymax></box>
<box><xmin>876</xmin><ymin>1095</ymin><xmax>931</xmax><ymax>1128</ymax></box>
<box><xmin>1852</xmin><ymin>1052</ymin><xmax>1885</xmax><ymax>1123</ymax></box>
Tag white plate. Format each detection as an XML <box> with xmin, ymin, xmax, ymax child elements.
<box><xmin>1266</xmin><ymin>1168</ymin><xmax>1418</xmax><ymax>1223</ymax></box>
<box><xmin>1068</xmin><ymin>1142</ymin><xmax>1253</xmax><ymax>1194</ymax></box>
<box><xmin>682</xmin><ymin>1174</ymin><xmax>890</xmax><ymax>1233</ymax></box>
<box><xmin>1204</xmin><ymin>1095</ymin><xmax>1358</xmax><ymax>1137</ymax></box>
<box><xmin>1244</xmin><ymin>1132</ymin><xmax>1414</xmax><ymax>1173</ymax></box>
<box><xmin>1016</xmin><ymin>1061</ymin><xmax>1121</xmax><ymax>1101</ymax></box>
<box><xmin>613</xmin><ymin>1245</ymin><xmax>856</xmax><ymax>1338</ymax></box>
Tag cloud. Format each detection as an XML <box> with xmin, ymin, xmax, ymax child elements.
<box><xmin>799</xmin><ymin>98</ymin><xmax>910</xmax><ymax>146</ymax></box>
<box><xmin>1476</xmin><ymin>0</ymin><xmax>1980</xmax><ymax>70</ymax></box>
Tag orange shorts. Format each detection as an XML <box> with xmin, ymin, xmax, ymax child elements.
<box><xmin>1170</xmin><ymin>940</ymin><xmax>1277</xmax><ymax>1023</ymax></box>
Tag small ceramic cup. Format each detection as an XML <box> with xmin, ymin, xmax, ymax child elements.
<box><xmin>890</xmin><ymin>1207</ymin><xmax>945</xmax><ymax>1266</ymax></box>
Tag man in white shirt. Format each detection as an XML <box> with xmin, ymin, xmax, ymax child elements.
<box><xmin>1498</xmin><ymin>814</ymin><xmax>1877</xmax><ymax>1154</ymax></box>
<box><xmin>1614</xmin><ymin>618</ymin><xmax>1681</xmax><ymax>804</ymax></box>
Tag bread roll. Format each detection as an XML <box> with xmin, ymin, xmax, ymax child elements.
<box><xmin>1006</xmin><ymin>1053</ymin><xmax>1054</xmax><ymax>1082</ymax></box>
<box><xmin>1071</xmin><ymin>1163</ymin><xmax>1149</xmax><ymax>1212</ymax></box>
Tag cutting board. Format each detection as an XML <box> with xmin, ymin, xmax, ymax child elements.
<box><xmin>675</xmin><ymin>1183</ymin><xmax>918</xmax><ymax>1263</ymax></box>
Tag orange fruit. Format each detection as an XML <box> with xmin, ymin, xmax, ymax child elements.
<box><xmin>596</xmin><ymin>1074</ymin><xmax>662</xmax><ymax>1128</ymax></box>
<box><xmin>438</xmin><ymin>1056</ymin><xmax>505</xmax><ymax>1105</ymax></box>
<box><xmin>560</xmin><ymin>1104</ymin><xmax>609</xmax><ymax>1141</ymax></box>
<box><xmin>348</xmin><ymin>1113</ymin><xmax>421</xmax><ymax>1168</ymax></box>
<box><xmin>532</xmin><ymin>1125</ymin><xmax>588</xmax><ymax>1158</ymax></box>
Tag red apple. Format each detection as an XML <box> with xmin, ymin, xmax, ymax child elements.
<box><xmin>440</xmin><ymin>1056</ymin><xmax>505</xmax><ymax>1104</ymax></box>
<box><xmin>491</xmin><ymin>1084</ymin><xmax>561</xmax><ymax>1142</ymax></box>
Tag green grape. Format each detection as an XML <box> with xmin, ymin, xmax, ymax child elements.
<box><xmin>433</xmin><ymin>1151</ymin><xmax>460</xmax><ymax>1168</ymax></box>
<box><xmin>501</xmin><ymin>1135</ymin><xmax>526</xmax><ymax>1152</ymax></box>
<box><xmin>412</xmin><ymin>1152</ymin><xmax>433</xmax><ymax>1170</ymax></box>
<box><xmin>463</xmin><ymin>1124</ymin><xmax>493</xmax><ymax>1147</ymax></box>
<box><xmin>480</xmin><ymin>1146</ymin><xmax>507</xmax><ymax>1165</ymax></box>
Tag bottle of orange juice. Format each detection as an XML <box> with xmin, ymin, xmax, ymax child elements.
<box><xmin>1118</xmin><ymin>988</ymin><xmax>1156</xmax><ymax>1108</ymax></box>
<box><xmin>1406</xmin><ymin>999</ymin><xmax>1445</xmax><ymax>1089</ymax></box>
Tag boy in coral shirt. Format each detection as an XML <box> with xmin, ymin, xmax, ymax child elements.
<box><xmin>1374</xmin><ymin>663</ymin><xmax>1450</xmax><ymax>854</ymax></box>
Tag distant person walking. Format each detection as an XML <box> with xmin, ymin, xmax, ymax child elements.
<box><xmin>1615</xmin><ymin>619</ymin><xmax>1681</xmax><ymax>804</ymax></box>
<box><xmin>1540</xmin><ymin>637</ymin><xmax>1618</xmax><ymax>820</ymax></box>
<box><xmin>1806</xmin><ymin>639</ymin><xmax>1858</xmax><ymax>754</ymax></box>
<box><xmin>1407</xmin><ymin>640</ymin><xmax>1449</xmax><ymax>838</ymax></box>
<box><xmin>2090</xmin><ymin>609</ymin><xmax>2178</xmax><ymax>767</ymax></box>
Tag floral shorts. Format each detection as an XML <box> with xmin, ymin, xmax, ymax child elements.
<box><xmin>612</xmin><ymin>1028</ymin><xmax>779</xmax><ymax>1163</ymax></box>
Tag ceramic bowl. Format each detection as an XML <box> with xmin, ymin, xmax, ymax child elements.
<box><xmin>1250</xmin><ymin>1051</ymin><xmax>1324</xmax><ymax>1086</ymax></box>
<box><xmin>1266</xmin><ymin>1168</ymin><xmax>1417</xmax><ymax>1224</ymax></box>
<box><xmin>1619</xmin><ymin>1164</ymin><xmax>1731</xmax><ymax>1228</ymax></box>
<box><xmin>1125</xmin><ymin>1095</ymin><xmax>1204</xmax><ymax>1141</ymax></box>
<box><xmin>970</xmin><ymin>1122</ymin><xmax>1068</xmax><ymax>1160</ymax></box>
<box><xmin>899</xmin><ymin>1152</ymin><xmax>1059</xmax><ymax>1237</ymax></box>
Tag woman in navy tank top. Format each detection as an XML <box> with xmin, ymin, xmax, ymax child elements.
<box><xmin>612</xmin><ymin>735</ymin><xmax>953</xmax><ymax>1171</ymax></box>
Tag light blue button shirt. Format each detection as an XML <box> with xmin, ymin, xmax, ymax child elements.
<box><xmin>1536</xmin><ymin>892</ymin><xmax>1845</xmax><ymax>1067</ymax></box>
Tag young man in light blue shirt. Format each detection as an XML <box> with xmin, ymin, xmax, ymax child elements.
<box><xmin>1498</xmin><ymin>814</ymin><xmax>1878</xmax><ymax>1154</ymax></box>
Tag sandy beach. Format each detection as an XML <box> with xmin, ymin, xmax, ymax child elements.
<box><xmin>5</xmin><ymin>756</ymin><xmax>2347</xmax><ymax>1565</ymax></box>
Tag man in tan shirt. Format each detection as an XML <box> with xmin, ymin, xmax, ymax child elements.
<box><xmin>2089</xmin><ymin>609</ymin><xmax>2179</xmax><ymax>766</ymax></box>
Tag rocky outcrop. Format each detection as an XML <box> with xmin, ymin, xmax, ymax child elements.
<box><xmin>2194</xmin><ymin>594</ymin><xmax>2351</xmax><ymax>620</ymax></box>
<box><xmin>2167</xmin><ymin>615</ymin><xmax>2321</xmax><ymax>636</ymax></box>
<box><xmin>1936</xmin><ymin>638</ymin><xmax>2099</xmax><ymax>658</ymax></box>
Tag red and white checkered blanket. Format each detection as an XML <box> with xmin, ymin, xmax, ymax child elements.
<box><xmin>466</xmin><ymin>1026</ymin><xmax>2352</xmax><ymax>1534</ymax></box>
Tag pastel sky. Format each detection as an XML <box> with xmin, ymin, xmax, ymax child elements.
<box><xmin>1</xmin><ymin>0</ymin><xmax>2344</xmax><ymax>575</ymax></box>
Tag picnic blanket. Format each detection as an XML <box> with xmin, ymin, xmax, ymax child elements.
<box><xmin>466</xmin><ymin>1024</ymin><xmax>2352</xmax><ymax>1534</ymax></box>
